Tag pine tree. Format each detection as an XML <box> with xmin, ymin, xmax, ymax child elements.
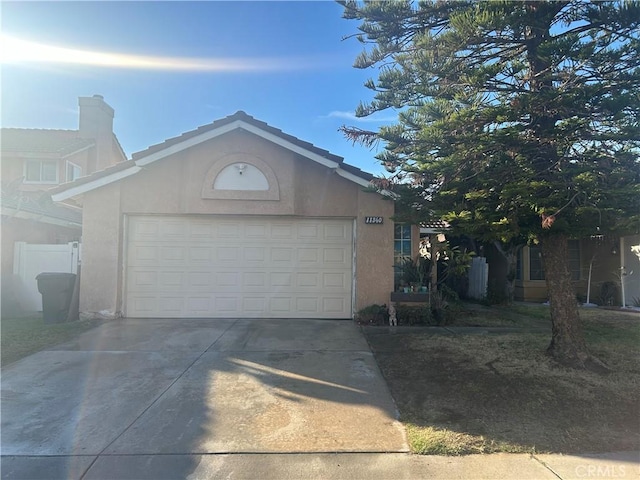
<box><xmin>341</xmin><ymin>0</ymin><xmax>640</xmax><ymax>371</ymax></box>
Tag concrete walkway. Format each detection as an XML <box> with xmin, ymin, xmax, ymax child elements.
<box><xmin>2</xmin><ymin>451</ymin><xmax>637</xmax><ymax>479</ymax></box>
<box><xmin>2</xmin><ymin>318</ymin><xmax>637</xmax><ymax>479</ymax></box>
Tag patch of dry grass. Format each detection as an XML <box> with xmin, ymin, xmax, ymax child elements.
<box><xmin>366</xmin><ymin>305</ymin><xmax>640</xmax><ymax>455</ymax></box>
<box><xmin>1</xmin><ymin>315</ymin><xmax>104</xmax><ymax>367</ymax></box>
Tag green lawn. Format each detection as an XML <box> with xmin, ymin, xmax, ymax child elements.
<box><xmin>1</xmin><ymin>315</ymin><xmax>104</xmax><ymax>367</ymax></box>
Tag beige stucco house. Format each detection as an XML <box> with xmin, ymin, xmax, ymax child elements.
<box><xmin>50</xmin><ymin>111</ymin><xmax>394</xmax><ymax>319</ymax></box>
<box><xmin>514</xmin><ymin>235</ymin><xmax>640</xmax><ymax>306</ymax></box>
<box><xmin>485</xmin><ymin>234</ymin><xmax>640</xmax><ymax>306</ymax></box>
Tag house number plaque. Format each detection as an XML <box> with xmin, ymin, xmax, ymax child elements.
<box><xmin>365</xmin><ymin>216</ymin><xmax>384</xmax><ymax>224</ymax></box>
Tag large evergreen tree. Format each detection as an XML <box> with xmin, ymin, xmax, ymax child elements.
<box><xmin>341</xmin><ymin>0</ymin><xmax>640</xmax><ymax>370</ymax></box>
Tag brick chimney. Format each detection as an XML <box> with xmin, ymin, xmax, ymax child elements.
<box><xmin>79</xmin><ymin>95</ymin><xmax>115</xmax><ymax>173</ymax></box>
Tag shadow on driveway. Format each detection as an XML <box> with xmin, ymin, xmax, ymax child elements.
<box><xmin>1</xmin><ymin>318</ymin><xmax>407</xmax><ymax>479</ymax></box>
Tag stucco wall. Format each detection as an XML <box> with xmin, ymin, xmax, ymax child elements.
<box><xmin>622</xmin><ymin>234</ymin><xmax>640</xmax><ymax>306</ymax></box>
<box><xmin>80</xmin><ymin>184</ymin><xmax>122</xmax><ymax>313</ymax></box>
<box><xmin>355</xmin><ymin>189</ymin><xmax>394</xmax><ymax>310</ymax></box>
<box><xmin>79</xmin><ymin>130</ymin><xmax>393</xmax><ymax>316</ymax></box>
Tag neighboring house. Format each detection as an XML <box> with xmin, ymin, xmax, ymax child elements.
<box><xmin>50</xmin><ymin>111</ymin><xmax>394</xmax><ymax>319</ymax></box>
<box><xmin>486</xmin><ymin>234</ymin><xmax>640</xmax><ymax>306</ymax></box>
<box><xmin>1</xmin><ymin>95</ymin><xmax>127</xmax><ymax>314</ymax></box>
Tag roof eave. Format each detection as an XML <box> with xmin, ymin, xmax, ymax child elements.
<box><xmin>51</xmin><ymin>115</ymin><xmax>380</xmax><ymax>201</ymax></box>
<box><xmin>51</xmin><ymin>165</ymin><xmax>141</xmax><ymax>201</ymax></box>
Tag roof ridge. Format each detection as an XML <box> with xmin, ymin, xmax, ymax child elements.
<box><xmin>131</xmin><ymin>111</ymin><xmax>344</xmax><ymax>164</ymax></box>
<box><xmin>1</xmin><ymin>128</ymin><xmax>79</xmax><ymax>133</ymax></box>
<box><xmin>52</xmin><ymin>111</ymin><xmax>377</xmax><ymax>201</ymax></box>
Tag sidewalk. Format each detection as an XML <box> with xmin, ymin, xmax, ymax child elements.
<box><xmin>2</xmin><ymin>451</ymin><xmax>638</xmax><ymax>479</ymax></box>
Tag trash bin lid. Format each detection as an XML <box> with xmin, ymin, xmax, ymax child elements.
<box><xmin>36</xmin><ymin>272</ymin><xmax>77</xmax><ymax>280</ymax></box>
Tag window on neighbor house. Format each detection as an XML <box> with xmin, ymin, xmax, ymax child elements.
<box><xmin>528</xmin><ymin>241</ymin><xmax>580</xmax><ymax>281</ymax></box>
<box><xmin>394</xmin><ymin>224</ymin><xmax>412</xmax><ymax>287</ymax></box>
<box><xmin>529</xmin><ymin>245</ymin><xmax>545</xmax><ymax>280</ymax></box>
<box><xmin>24</xmin><ymin>159</ymin><xmax>58</xmax><ymax>184</ymax></box>
<box><xmin>516</xmin><ymin>249</ymin><xmax>523</xmax><ymax>280</ymax></box>
<box><xmin>66</xmin><ymin>161</ymin><xmax>82</xmax><ymax>182</ymax></box>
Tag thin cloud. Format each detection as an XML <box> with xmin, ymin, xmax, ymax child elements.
<box><xmin>324</xmin><ymin>110</ymin><xmax>397</xmax><ymax>123</ymax></box>
<box><xmin>0</xmin><ymin>34</ymin><xmax>330</xmax><ymax>72</ymax></box>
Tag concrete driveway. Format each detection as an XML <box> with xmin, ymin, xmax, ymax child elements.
<box><xmin>1</xmin><ymin>318</ymin><xmax>407</xmax><ymax>479</ymax></box>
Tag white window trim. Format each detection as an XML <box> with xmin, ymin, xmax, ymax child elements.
<box><xmin>66</xmin><ymin>160</ymin><xmax>82</xmax><ymax>182</ymax></box>
<box><xmin>24</xmin><ymin>159</ymin><xmax>59</xmax><ymax>185</ymax></box>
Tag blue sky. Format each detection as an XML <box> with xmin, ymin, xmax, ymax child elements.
<box><xmin>1</xmin><ymin>1</ymin><xmax>394</xmax><ymax>175</ymax></box>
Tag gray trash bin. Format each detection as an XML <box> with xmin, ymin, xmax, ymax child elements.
<box><xmin>36</xmin><ymin>272</ymin><xmax>77</xmax><ymax>324</ymax></box>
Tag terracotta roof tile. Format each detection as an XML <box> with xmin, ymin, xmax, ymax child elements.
<box><xmin>132</xmin><ymin>111</ymin><xmax>345</xmax><ymax>164</ymax></box>
<box><xmin>1</xmin><ymin>129</ymin><xmax>94</xmax><ymax>156</ymax></box>
<box><xmin>1</xmin><ymin>189</ymin><xmax>82</xmax><ymax>223</ymax></box>
<box><xmin>50</xmin><ymin>111</ymin><xmax>375</xmax><ymax>198</ymax></box>
<box><xmin>420</xmin><ymin>220</ymin><xmax>450</xmax><ymax>230</ymax></box>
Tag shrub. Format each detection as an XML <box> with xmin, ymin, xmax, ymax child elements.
<box><xmin>395</xmin><ymin>304</ymin><xmax>432</xmax><ymax>325</ymax></box>
<box><xmin>599</xmin><ymin>281</ymin><xmax>617</xmax><ymax>306</ymax></box>
<box><xmin>355</xmin><ymin>304</ymin><xmax>389</xmax><ymax>325</ymax></box>
<box><xmin>483</xmin><ymin>281</ymin><xmax>509</xmax><ymax>305</ymax></box>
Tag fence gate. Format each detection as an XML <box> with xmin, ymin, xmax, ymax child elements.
<box><xmin>467</xmin><ymin>256</ymin><xmax>489</xmax><ymax>300</ymax></box>
<box><xmin>13</xmin><ymin>241</ymin><xmax>80</xmax><ymax>311</ymax></box>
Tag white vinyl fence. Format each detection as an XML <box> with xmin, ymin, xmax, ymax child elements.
<box><xmin>467</xmin><ymin>256</ymin><xmax>489</xmax><ymax>300</ymax></box>
<box><xmin>13</xmin><ymin>241</ymin><xmax>80</xmax><ymax>311</ymax></box>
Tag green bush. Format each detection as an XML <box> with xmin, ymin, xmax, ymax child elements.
<box><xmin>355</xmin><ymin>304</ymin><xmax>389</xmax><ymax>325</ymax></box>
<box><xmin>395</xmin><ymin>304</ymin><xmax>432</xmax><ymax>325</ymax></box>
<box><xmin>600</xmin><ymin>281</ymin><xmax>617</xmax><ymax>306</ymax></box>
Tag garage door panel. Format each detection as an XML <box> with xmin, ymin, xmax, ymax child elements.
<box><xmin>129</xmin><ymin>246</ymin><xmax>159</xmax><ymax>265</ymax></box>
<box><xmin>243</xmin><ymin>272</ymin><xmax>267</xmax><ymax>288</ymax></box>
<box><xmin>189</xmin><ymin>221</ymin><xmax>214</xmax><ymax>238</ymax></box>
<box><xmin>323</xmin><ymin>297</ymin><xmax>347</xmax><ymax>313</ymax></box>
<box><xmin>297</xmin><ymin>272</ymin><xmax>319</xmax><ymax>287</ymax></box>
<box><xmin>297</xmin><ymin>224</ymin><xmax>319</xmax><ymax>240</ymax></box>
<box><xmin>161</xmin><ymin>220</ymin><xmax>186</xmax><ymax>239</ymax></box>
<box><xmin>131</xmin><ymin>220</ymin><xmax>160</xmax><ymax>239</ymax></box>
<box><xmin>296</xmin><ymin>297</ymin><xmax>319</xmax><ymax>313</ymax></box>
<box><xmin>130</xmin><ymin>296</ymin><xmax>156</xmax><ymax>314</ymax></box>
<box><xmin>186</xmin><ymin>296</ymin><xmax>211</xmax><ymax>313</ymax></box>
<box><xmin>271</xmin><ymin>224</ymin><xmax>294</xmax><ymax>239</ymax></box>
<box><xmin>324</xmin><ymin>223</ymin><xmax>350</xmax><ymax>240</ymax></box>
<box><xmin>216</xmin><ymin>222</ymin><xmax>241</xmax><ymax>238</ymax></box>
<box><xmin>297</xmin><ymin>248</ymin><xmax>319</xmax><ymax>263</ymax></box>
<box><xmin>323</xmin><ymin>248</ymin><xmax>347</xmax><ymax>264</ymax></box>
<box><xmin>159</xmin><ymin>297</ymin><xmax>185</xmax><ymax>315</ymax></box>
<box><xmin>216</xmin><ymin>297</ymin><xmax>239</xmax><ymax>313</ymax></box>
<box><xmin>323</xmin><ymin>272</ymin><xmax>348</xmax><ymax>289</ymax></box>
<box><xmin>216</xmin><ymin>271</ymin><xmax>241</xmax><ymax>287</ymax></box>
<box><xmin>270</xmin><ymin>297</ymin><xmax>292</xmax><ymax>313</ymax></box>
<box><xmin>245</xmin><ymin>224</ymin><xmax>268</xmax><ymax>238</ymax></box>
<box><xmin>242</xmin><ymin>297</ymin><xmax>267</xmax><ymax>312</ymax></box>
<box><xmin>270</xmin><ymin>248</ymin><xmax>293</xmax><ymax>263</ymax></box>
<box><xmin>189</xmin><ymin>247</ymin><xmax>213</xmax><ymax>263</ymax></box>
<box><xmin>216</xmin><ymin>246</ymin><xmax>240</xmax><ymax>262</ymax></box>
<box><xmin>126</xmin><ymin>216</ymin><xmax>352</xmax><ymax>318</ymax></box>
<box><xmin>243</xmin><ymin>246</ymin><xmax>266</xmax><ymax>262</ymax></box>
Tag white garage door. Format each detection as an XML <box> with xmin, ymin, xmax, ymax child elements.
<box><xmin>125</xmin><ymin>216</ymin><xmax>353</xmax><ymax>318</ymax></box>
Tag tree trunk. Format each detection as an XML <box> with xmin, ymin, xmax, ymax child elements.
<box><xmin>540</xmin><ymin>234</ymin><xmax>609</xmax><ymax>372</ymax></box>
<box><xmin>493</xmin><ymin>241</ymin><xmax>520</xmax><ymax>304</ymax></box>
<box><xmin>504</xmin><ymin>250</ymin><xmax>516</xmax><ymax>304</ymax></box>
<box><xmin>430</xmin><ymin>241</ymin><xmax>438</xmax><ymax>293</ymax></box>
